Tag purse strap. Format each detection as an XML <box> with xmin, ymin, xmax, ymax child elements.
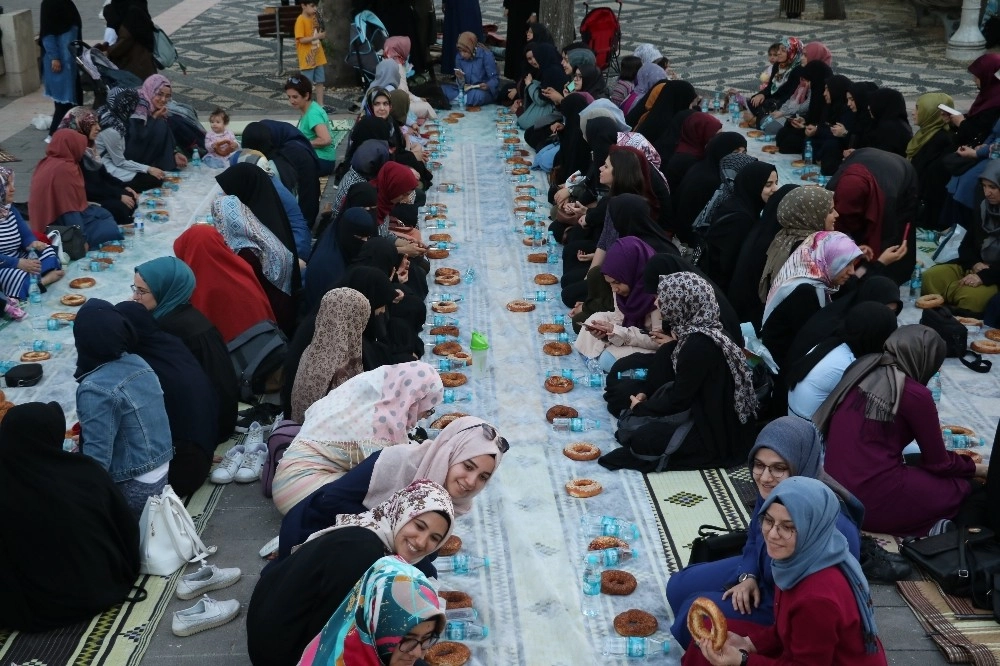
<box><xmin>698</xmin><ymin>524</ymin><xmax>738</xmax><ymax>537</ymax></box>
<box><xmin>959</xmin><ymin>525</ymin><xmax>970</xmax><ymax>580</ymax></box>
<box><xmin>162</xmin><ymin>490</ymin><xmax>217</xmax><ymax>564</ymax></box>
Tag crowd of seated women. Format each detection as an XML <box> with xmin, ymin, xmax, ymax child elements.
<box><xmin>8</xmin><ymin>20</ymin><xmax>1000</xmax><ymax>664</ymax></box>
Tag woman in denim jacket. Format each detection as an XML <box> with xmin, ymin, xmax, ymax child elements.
<box><xmin>74</xmin><ymin>299</ymin><xmax>173</xmax><ymax>517</ymax></box>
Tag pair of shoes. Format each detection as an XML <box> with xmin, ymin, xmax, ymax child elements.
<box><xmin>176</xmin><ymin>564</ymin><xmax>242</xmax><ymax>600</ymax></box>
<box><xmin>171</xmin><ymin>595</ymin><xmax>241</xmax><ymax>636</ymax></box>
<box><xmin>4</xmin><ymin>300</ymin><xmax>27</xmax><ymax>321</ymax></box>
<box><xmin>235</xmin><ymin>403</ymin><xmax>281</xmax><ymax>433</ymax></box>
<box><xmin>210</xmin><ymin>445</ymin><xmax>244</xmax><ymax>484</ymax></box>
<box><xmin>862</xmin><ymin>548</ymin><xmax>913</xmax><ymax>583</ymax></box>
<box><xmin>236</xmin><ymin>421</ymin><xmax>268</xmax><ymax>483</ymax></box>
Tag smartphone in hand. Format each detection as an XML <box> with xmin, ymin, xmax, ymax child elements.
<box><xmin>938</xmin><ymin>103</ymin><xmax>961</xmax><ymax>116</ymax></box>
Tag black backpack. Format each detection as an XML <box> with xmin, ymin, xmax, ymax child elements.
<box><xmin>919</xmin><ymin>306</ymin><xmax>966</xmax><ymax>358</ymax></box>
<box><xmin>227</xmin><ymin>321</ymin><xmax>288</xmax><ymax>402</ymax></box>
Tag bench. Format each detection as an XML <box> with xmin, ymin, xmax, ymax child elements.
<box><xmin>256</xmin><ymin>5</ymin><xmax>300</xmax><ymax>75</ymax></box>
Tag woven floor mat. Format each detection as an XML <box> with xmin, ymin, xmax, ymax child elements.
<box><xmin>897</xmin><ymin>578</ymin><xmax>1000</xmax><ymax>665</ymax></box>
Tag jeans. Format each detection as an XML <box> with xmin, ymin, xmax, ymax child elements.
<box><xmin>118</xmin><ymin>475</ymin><xmax>168</xmax><ymax>519</ymax></box>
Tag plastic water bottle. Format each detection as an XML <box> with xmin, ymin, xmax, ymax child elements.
<box><xmin>445</xmin><ymin>607</ymin><xmax>478</xmax><ymax>621</ymax></box>
<box><xmin>436</xmin><ymin>554</ymin><xmax>489</xmax><ymax>574</ymax></box>
<box><xmin>580</xmin><ymin>514</ymin><xmax>641</xmax><ymax>540</ymax></box>
<box><xmin>617</xmin><ymin>368</ymin><xmax>648</xmax><ymax>380</ymax></box>
<box><xmin>930</xmin><ymin>372</ymin><xmax>942</xmax><ymax>404</ymax></box>
<box><xmin>602</xmin><ymin>636</ymin><xmax>670</xmax><ymax>658</ymax></box>
<box><xmin>458</xmin><ymin>87</ymin><xmax>466</xmax><ymax>111</ymax></box>
<box><xmin>551</xmin><ymin>417</ymin><xmax>601</xmax><ymax>432</ymax></box>
<box><xmin>142</xmin><ymin>198</ymin><xmax>167</xmax><ymax>208</ymax></box>
<box><xmin>991</xmin><ymin>142</ymin><xmax>1000</xmax><ymax>160</ymax></box>
<box><xmin>910</xmin><ymin>266</ymin><xmax>923</xmax><ymax>303</ymax></box>
<box><xmin>543</xmin><ymin>332</ymin><xmax>571</xmax><ymax>342</ymax></box>
<box><xmin>445</xmin><ymin>621</ymin><xmax>488</xmax><ymax>640</ymax></box>
<box><xmin>434</xmin><ymin>359</ymin><xmax>459</xmax><ymax>372</ymax></box>
<box><xmin>700</xmin><ymin>96</ymin><xmax>709</xmax><ymax>113</ymax></box>
<box><xmin>581</xmin><ymin>554</ymin><xmax>601</xmax><ymax>617</ymax></box>
<box><xmin>430</xmin><ymin>315</ymin><xmax>459</xmax><ymax>327</ymax></box>
<box><xmin>547</xmin><ymin>233</ymin><xmax>559</xmax><ymax>263</ymax></box>
<box><xmin>942</xmin><ymin>428</ymin><xmax>953</xmax><ymax>449</ymax></box>
<box><xmin>713</xmin><ymin>91</ymin><xmax>722</xmax><ymax>112</ymax></box>
<box><xmin>431</xmin><ymin>293</ymin><xmax>462</xmax><ymax>303</ymax></box>
<box><xmin>729</xmin><ymin>100</ymin><xmax>740</xmax><ymax>125</ymax></box>
<box><xmin>148</xmin><ymin>212</ymin><xmax>169</xmax><ymax>223</ymax></box>
<box><xmin>25</xmin><ymin>340</ymin><xmax>63</xmax><ymax>352</ymax></box>
<box><xmin>442</xmin><ymin>389</ymin><xmax>471</xmax><ymax>404</ymax></box>
<box><xmin>803</xmin><ymin>140</ymin><xmax>814</xmax><ymax>165</ymax></box>
<box><xmin>587</xmin><ymin>546</ymin><xmax>640</xmax><ymax>567</ymax></box>
<box><xmin>523</xmin><ymin>290</ymin><xmax>552</xmax><ymax>302</ymax></box>
<box><xmin>191</xmin><ymin>148</ymin><xmax>202</xmax><ymax>168</ymax></box>
<box><xmin>26</xmin><ymin>249</ymin><xmax>41</xmax><ymax>305</ymax></box>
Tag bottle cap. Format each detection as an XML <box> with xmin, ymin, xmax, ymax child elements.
<box><xmin>482</xmin><ymin>557</ymin><xmax>490</xmax><ymax>567</ymax></box>
<box><xmin>630</xmin><ymin>548</ymin><xmax>639</xmax><ymax>560</ymax></box>
<box><xmin>480</xmin><ymin>626</ymin><xmax>489</xmax><ymax>637</ymax></box>
<box><xmin>471</xmin><ymin>332</ymin><xmax>489</xmax><ymax>351</ymax></box>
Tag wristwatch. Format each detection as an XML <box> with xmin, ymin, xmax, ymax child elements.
<box><xmin>738</xmin><ymin>573</ymin><xmax>757</xmax><ymax>583</ymax></box>
<box><xmin>739</xmin><ymin>648</ymin><xmax>750</xmax><ymax>665</ymax></box>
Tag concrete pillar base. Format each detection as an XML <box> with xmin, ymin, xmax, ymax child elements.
<box><xmin>0</xmin><ymin>9</ymin><xmax>41</xmax><ymax>97</ymax></box>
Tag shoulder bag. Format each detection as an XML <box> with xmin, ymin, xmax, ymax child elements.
<box><xmin>900</xmin><ymin>526</ymin><xmax>1000</xmax><ymax>609</ymax></box>
<box><xmin>139</xmin><ymin>485</ymin><xmax>217</xmax><ymax>576</ymax></box>
<box><xmin>688</xmin><ymin>524</ymin><xmax>749</xmax><ymax>566</ymax></box>
<box><xmin>613</xmin><ymin>382</ymin><xmax>695</xmax><ymax>472</ymax></box>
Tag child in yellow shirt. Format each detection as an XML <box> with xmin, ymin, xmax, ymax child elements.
<box><xmin>295</xmin><ymin>1</ymin><xmax>328</xmax><ymax>107</ymax></box>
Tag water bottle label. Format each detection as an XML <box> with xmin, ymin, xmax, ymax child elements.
<box><xmin>626</xmin><ymin>637</ymin><xmax>646</xmax><ymax>657</ymax></box>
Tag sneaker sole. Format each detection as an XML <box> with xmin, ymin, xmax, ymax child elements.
<box><xmin>209</xmin><ymin>475</ymin><xmax>237</xmax><ymax>485</ymax></box>
<box><xmin>171</xmin><ymin>607</ymin><xmax>241</xmax><ymax>636</ymax></box>
<box><xmin>233</xmin><ymin>474</ymin><xmax>261</xmax><ymax>484</ymax></box>
<box><xmin>259</xmin><ymin>535</ymin><xmax>279</xmax><ymax>558</ymax></box>
<box><xmin>175</xmin><ymin>576</ymin><xmax>242</xmax><ymax>601</ymax></box>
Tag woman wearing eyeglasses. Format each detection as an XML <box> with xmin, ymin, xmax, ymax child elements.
<box><xmin>271</xmin><ymin>361</ymin><xmax>443</xmax><ymax>515</ymax></box>
<box><xmin>667</xmin><ymin>417</ymin><xmax>862</xmax><ymax>649</ymax></box>
<box><xmin>685</xmin><ymin>477</ymin><xmax>887</xmax><ymax>666</ymax></box>
<box><xmin>277</xmin><ymin>415</ymin><xmax>506</xmax><ymax>566</ymax></box>
<box><xmin>297</xmin><ymin>555</ymin><xmax>446</xmax><ymax>666</ymax></box>
<box><xmin>248</xmin><ymin>481</ymin><xmax>453</xmax><ymax>666</ymax></box>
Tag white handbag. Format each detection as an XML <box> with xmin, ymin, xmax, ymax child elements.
<box><xmin>139</xmin><ymin>485</ymin><xmax>217</xmax><ymax>576</ymax></box>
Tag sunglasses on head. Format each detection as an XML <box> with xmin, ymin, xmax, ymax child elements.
<box><xmin>287</xmin><ymin>76</ymin><xmax>302</xmax><ymax>84</ymax></box>
<box><xmin>457</xmin><ymin>422</ymin><xmax>509</xmax><ymax>453</ymax></box>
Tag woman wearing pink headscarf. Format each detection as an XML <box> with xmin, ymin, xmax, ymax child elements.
<box><xmin>383</xmin><ymin>36</ymin><xmax>437</xmax><ymax>120</ymax></box>
<box><xmin>271</xmin><ymin>361</ymin><xmax>444</xmax><ymax>514</ymax></box>
<box><xmin>278</xmin><ymin>414</ymin><xmax>507</xmax><ymax>558</ymax></box>
<box><xmin>124</xmin><ymin>74</ymin><xmax>189</xmax><ymax>171</ymax></box>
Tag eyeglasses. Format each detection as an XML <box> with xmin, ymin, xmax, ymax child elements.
<box><xmin>130</xmin><ymin>284</ymin><xmax>151</xmax><ymax>297</ymax></box>
<box><xmin>751</xmin><ymin>460</ymin><xmax>790</xmax><ymax>479</ymax></box>
<box><xmin>457</xmin><ymin>422</ymin><xmax>509</xmax><ymax>453</ymax></box>
<box><xmin>759</xmin><ymin>513</ymin><xmax>797</xmax><ymax>539</ymax></box>
<box><xmin>397</xmin><ymin>633</ymin><xmax>440</xmax><ymax>654</ymax></box>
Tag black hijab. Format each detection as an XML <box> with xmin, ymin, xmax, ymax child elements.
<box><xmin>354</xmin><ymin>236</ymin><xmax>403</xmax><ymax>276</ymax></box>
<box><xmin>558</xmin><ymin>93</ymin><xmax>595</xmax><ymax>179</ymax></box>
<box><xmin>641</xmin><ymin>253</ymin><xmax>744</xmax><ymax>345</ymax></box>
<box><xmin>528</xmin><ymin>22</ymin><xmax>556</xmax><ymax>46</ymax></box>
<box><xmin>115</xmin><ymin>301</ymin><xmax>218</xmax><ymax>455</ymax></box>
<box><xmin>825</xmin><ymin>74</ymin><xmax>853</xmax><ymax>124</ymax></box>
<box><xmin>337</xmin><ymin>266</ymin><xmax>397</xmax><ymax>369</ymax></box>
<box><xmin>73</xmin><ymin>298</ymin><xmax>136</xmax><ymax>379</ymax></box>
<box><xmin>865</xmin><ymin>88</ymin><xmax>913</xmax><ymax>156</ymax></box>
<box><xmin>608</xmin><ymin>193</ymin><xmax>674</xmax><ymax>253</ymax></box>
<box><xmin>337</xmin><ymin>188</ymin><xmax>379</xmax><ymax>261</ymax></box>
<box><xmin>787</xmin><ymin>301</ymin><xmax>900</xmax><ymax>388</ymax></box>
<box><xmin>726</xmin><ymin>184</ymin><xmax>799</xmax><ymax>329</ymax></box>
<box><xmin>847</xmin><ymin>82</ymin><xmax>879</xmax><ymax>147</ymax></box>
<box><xmin>40</xmin><ymin>0</ymin><xmax>82</xmax><ymax>38</ymax></box>
<box><xmin>242</xmin><ymin>121</ymin><xmax>298</xmax><ymax>193</ymax></box>
<box><xmin>578</xmin><ymin>63</ymin><xmax>608</xmax><ymax>98</ymax></box>
<box><xmin>584</xmin><ymin>116</ymin><xmax>619</xmax><ymax>187</ymax></box>
<box><xmin>122</xmin><ymin>2</ymin><xmax>155</xmax><ymax>50</ymax></box>
<box><xmin>216</xmin><ymin>163</ymin><xmax>301</xmax><ymax>281</ymax></box>
<box><xmin>0</xmin><ymin>401</ymin><xmax>139</xmax><ymax>633</ymax></box>
<box><xmin>720</xmin><ymin>161</ymin><xmax>777</xmax><ymax>219</ymax></box>
<box><xmin>785</xmin><ymin>275</ymin><xmax>902</xmax><ymax>366</ymax></box>
<box><xmin>634</xmin><ymin>80</ymin><xmax>698</xmax><ymax>143</ymax></box>
<box><xmin>799</xmin><ymin>61</ymin><xmax>833</xmax><ymax>125</ymax></box>
<box><xmin>672</xmin><ymin>132</ymin><xmax>748</xmax><ymax>240</ymax></box>
<box><xmin>347</xmin><ymin>116</ymin><xmax>396</xmax><ymax>163</ymax></box>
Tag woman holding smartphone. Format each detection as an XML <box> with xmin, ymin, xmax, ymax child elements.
<box><xmin>450</xmin><ymin>32</ymin><xmax>500</xmax><ymax>106</ymax></box>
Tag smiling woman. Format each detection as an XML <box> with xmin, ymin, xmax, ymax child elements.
<box><xmin>247</xmin><ymin>481</ymin><xmax>454</xmax><ymax>666</ymax></box>
<box><xmin>278</xmin><ymin>415</ymin><xmax>507</xmax><ymax>565</ymax></box>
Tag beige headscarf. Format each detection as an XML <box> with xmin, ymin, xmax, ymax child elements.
<box><xmin>759</xmin><ymin>186</ymin><xmax>834</xmax><ymax>302</ymax></box>
<box><xmin>456</xmin><ymin>32</ymin><xmax>478</xmax><ymax>56</ymax></box>
<box><xmin>365</xmin><ymin>416</ymin><xmax>506</xmax><ymax>515</ymax></box>
<box><xmin>290</xmin><ymin>288</ymin><xmax>369</xmax><ymax>423</ymax></box>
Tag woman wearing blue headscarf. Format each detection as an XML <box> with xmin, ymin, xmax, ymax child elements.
<box><xmin>668</xmin><ymin>417</ymin><xmax>862</xmax><ymax>648</ymax></box>
<box><xmin>134</xmin><ymin>257</ymin><xmax>238</xmax><ymax>443</ymax></box>
<box><xmin>685</xmin><ymin>476</ymin><xmax>886</xmax><ymax>665</ymax></box>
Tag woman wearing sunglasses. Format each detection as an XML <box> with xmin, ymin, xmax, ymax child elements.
<box><xmin>685</xmin><ymin>477</ymin><xmax>887</xmax><ymax>665</ymax></box>
<box><xmin>277</xmin><ymin>415</ymin><xmax>506</xmax><ymax>569</ymax></box>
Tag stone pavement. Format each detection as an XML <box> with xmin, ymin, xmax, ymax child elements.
<box><xmin>0</xmin><ymin>0</ymin><xmax>987</xmax><ymax>662</ymax></box>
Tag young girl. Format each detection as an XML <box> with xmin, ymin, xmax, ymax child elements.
<box><xmin>610</xmin><ymin>55</ymin><xmax>641</xmax><ymax>108</ymax></box>
<box><xmin>203</xmin><ymin>107</ymin><xmax>239</xmax><ymax>168</ymax></box>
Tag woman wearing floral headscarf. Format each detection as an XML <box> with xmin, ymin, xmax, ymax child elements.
<box><xmin>59</xmin><ymin>106</ymin><xmax>138</xmax><ymax>226</ymax></box>
<box><xmin>280</xmin><ymin>415</ymin><xmax>506</xmax><ymax>558</ymax></box>
<box><xmin>600</xmin><ymin>272</ymin><xmax>757</xmax><ymax>472</ymax></box>
<box><xmin>761</xmin><ymin>230</ymin><xmax>863</xmax><ymax>372</ymax></box>
<box><xmin>290</xmin><ymin>288</ymin><xmax>370</xmax><ymax>423</ymax></box>
<box><xmin>815</xmin><ymin>326</ymin><xmax>986</xmax><ymax>536</ymax></box>
<box><xmin>96</xmin><ymin>86</ymin><xmax>165</xmax><ymax>192</ymax></box>
<box><xmin>747</xmin><ymin>37</ymin><xmax>804</xmax><ymax>124</ymax></box>
<box><xmin>124</xmin><ymin>74</ymin><xmax>188</xmax><ymax>172</ymax></box>
<box><xmin>686</xmin><ymin>477</ymin><xmax>886</xmax><ymax>665</ymax></box>
<box><xmin>272</xmin><ymin>361</ymin><xmax>444</xmax><ymax>514</ymax></box>
<box><xmin>0</xmin><ymin>168</ymin><xmax>63</xmax><ymax>301</ymax></box>
<box><xmin>212</xmin><ymin>194</ymin><xmax>297</xmax><ymax>337</ymax></box>
<box><xmin>249</xmin><ymin>482</ymin><xmax>452</xmax><ymax>666</ymax></box>
<box><xmin>299</xmin><ymin>556</ymin><xmax>446</xmax><ymax>666</ymax></box>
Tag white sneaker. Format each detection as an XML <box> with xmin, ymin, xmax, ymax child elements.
<box><xmin>175</xmin><ymin>564</ymin><xmax>242</xmax><ymax>600</ymax></box>
<box><xmin>245</xmin><ymin>420</ymin><xmax>264</xmax><ymax>449</ymax></box>
<box><xmin>234</xmin><ymin>443</ymin><xmax>267</xmax><ymax>483</ymax></box>
<box><xmin>210</xmin><ymin>445</ymin><xmax>245</xmax><ymax>484</ymax></box>
<box><xmin>171</xmin><ymin>595</ymin><xmax>241</xmax><ymax>636</ymax></box>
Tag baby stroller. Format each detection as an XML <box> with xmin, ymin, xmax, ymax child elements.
<box><xmin>346</xmin><ymin>10</ymin><xmax>389</xmax><ymax>87</ymax></box>
<box><xmin>579</xmin><ymin>1</ymin><xmax>623</xmax><ymax>77</ymax></box>
<box><xmin>73</xmin><ymin>40</ymin><xmax>143</xmax><ymax>108</ymax></box>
